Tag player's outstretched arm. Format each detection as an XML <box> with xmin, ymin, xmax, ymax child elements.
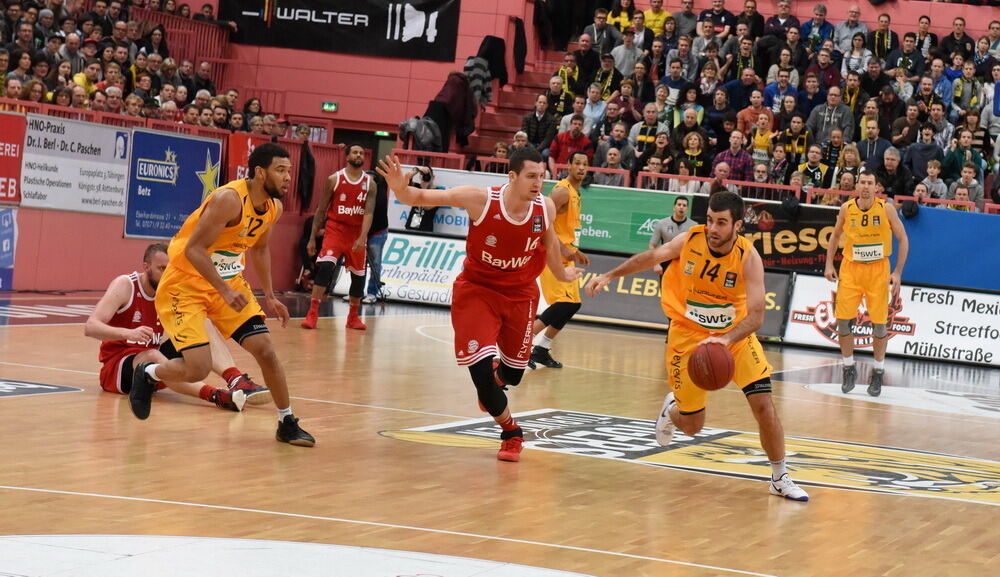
<box><xmin>376</xmin><ymin>154</ymin><xmax>486</xmax><ymax>215</ymax></box>
<box><xmin>84</xmin><ymin>275</ymin><xmax>155</xmax><ymax>343</ymax></box>
<box><xmin>585</xmin><ymin>232</ymin><xmax>687</xmax><ymax>297</ymax></box>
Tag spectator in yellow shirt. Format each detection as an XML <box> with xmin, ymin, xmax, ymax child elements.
<box><xmin>644</xmin><ymin>0</ymin><xmax>671</xmax><ymax>37</ymax></box>
<box><xmin>72</xmin><ymin>59</ymin><xmax>102</xmax><ymax>98</ymax></box>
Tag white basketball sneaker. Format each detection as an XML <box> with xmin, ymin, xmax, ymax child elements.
<box><xmin>769</xmin><ymin>473</ymin><xmax>810</xmax><ymax>501</ymax></box>
<box><xmin>654</xmin><ymin>392</ymin><xmax>676</xmax><ymax>446</ymax></box>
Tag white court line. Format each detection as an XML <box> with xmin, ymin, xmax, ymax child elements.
<box><xmin>293</xmin><ymin>397</ymin><xmax>466</xmax><ymax>419</ymax></box>
<box><xmin>0</xmin><ymin>485</ymin><xmax>780</xmax><ymax>577</ymax></box>
<box><xmin>0</xmin><ymin>361</ymin><xmax>98</xmax><ymax>375</ymax></box>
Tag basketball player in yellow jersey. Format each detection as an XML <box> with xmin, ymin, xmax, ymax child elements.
<box><xmin>529</xmin><ymin>151</ymin><xmax>590</xmax><ymax>369</ymax></box>
<box><xmin>128</xmin><ymin>143</ymin><xmax>315</xmax><ymax>447</ymax></box>
<box><xmin>587</xmin><ymin>192</ymin><xmax>809</xmax><ymax>501</ymax></box>
<box><xmin>824</xmin><ymin>171</ymin><xmax>909</xmax><ymax>397</ymax></box>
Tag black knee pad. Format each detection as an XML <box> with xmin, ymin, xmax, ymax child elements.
<box><xmin>538</xmin><ymin>301</ymin><xmax>581</xmax><ymax>330</ymax></box>
<box><xmin>314</xmin><ymin>260</ymin><xmax>336</xmax><ymax>287</ymax></box>
<box><xmin>469</xmin><ymin>357</ymin><xmax>508</xmax><ymax>417</ymax></box>
<box><xmin>497</xmin><ymin>363</ymin><xmax>525</xmax><ymax>387</ymax></box>
<box><xmin>349</xmin><ymin>273</ymin><xmax>366</xmax><ymax>298</ymax></box>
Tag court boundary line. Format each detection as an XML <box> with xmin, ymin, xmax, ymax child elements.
<box><xmin>0</xmin><ymin>484</ymin><xmax>780</xmax><ymax>577</ymax></box>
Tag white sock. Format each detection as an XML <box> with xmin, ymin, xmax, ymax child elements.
<box><xmin>842</xmin><ymin>355</ymin><xmax>855</xmax><ymax>367</ymax></box>
<box><xmin>145</xmin><ymin>363</ymin><xmax>161</xmax><ymax>381</ymax></box>
<box><xmin>770</xmin><ymin>459</ymin><xmax>787</xmax><ymax>481</ymax></box>
<box><xmin>534</xmin><ymin>334</ymin><xmax>553</xmax><ymax>349</ymax></box>
<box><xmin>277</xmin><ymin>406</ymin><xmax>293</xmax><ymax>422</ymax></box>
<box><xmin>874</xmin><ymin>359</ymin><xmax>885</xmax><ymax>371</ymax></box>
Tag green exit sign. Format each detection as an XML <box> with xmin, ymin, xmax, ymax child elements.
<box><xmin>322</xmin><ymin>102</ymin><xmax>339</xmax><ymax>113</ymax></box>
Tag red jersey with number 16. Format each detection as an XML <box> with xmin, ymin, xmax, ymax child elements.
<box><xmin>324</xmin><ymin>168</ymin><xmax>369</xmax><ymax>230</ymax></box>
<box><xmin>459</xmin><ymin>185</ymin><xmax>548</xmax><ymax>298</ymax></box>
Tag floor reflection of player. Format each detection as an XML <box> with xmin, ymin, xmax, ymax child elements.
<box><xmin>586</xmin><ymin>192</ymin><xmax>809</xmax><ymax>501</ymax></box>
<box><xmin>378</xmin><ymin>147</ymin><xmax>582</xmax><ymax>462</ymax></box>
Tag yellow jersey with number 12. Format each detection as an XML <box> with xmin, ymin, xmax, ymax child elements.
<box><xmin>842</xmin><ymin>197</ymin><xmax>892</xmax><ymax>263</ymax></box>
<box><xmin>661</xmin><ymin>225</ymin><xmax>750</xmax><ymax>334</ymax></box>
<box><xmin>167</xmin><ymin>178</ymin><xmax>280</xmax><ymax>280</ymax></box>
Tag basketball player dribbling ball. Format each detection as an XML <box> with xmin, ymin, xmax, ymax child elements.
<box><xmin>301</xmin><ymin>144</ymin><xmax>376</xmax><ymax>331</ymax></box>
<box><xmin>85</xmin><ymin>243</ymin><xmax>269</xmax><ymax>411</ymax></box>
<box><xmin>824</xmin><ymin>170</ymin><xmax>909</xmax><ymax>397</ymax></box>
<box><xmin>528</xmin><ymin>151</ymin><xmax>590</xmax><ymax>370</ymax></box>
<box><xmin>586</xmin><ymin>192</ymin><xmax>809</xmax><ymax>501</ymax></box>
<box><xmin>129</xmin><ymin>143</ymin><xmax>315</xmax><ymax>447</ymax></box>
<box><xmin>377</xmin><ymin>147</ymin><xmax>582</xmax><ymax>462</ymax></box>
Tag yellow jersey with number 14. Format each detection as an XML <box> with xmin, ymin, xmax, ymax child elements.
<box><xmin>661</xmin><ymin>225</ymin><xmax>750</xmax><ymax>334</ymax></box>
<box><xmin>167</xmin><ymin>178</ymin><xmax>280</xmax><ymax>281</ymax></box>
<box><xmin>842</xmin><ymin>197</ymin><xmax>892</xmax><ymax>263</ymax></box>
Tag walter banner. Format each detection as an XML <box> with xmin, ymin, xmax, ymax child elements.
<box><xmin>0</xmin><ymin>112</ymin><xmax>25</xmax><ymax>205</ymax></box>
<box><xmin>220</xmin><ymin>0</ymin><xmax>461</xmax><ymax>62</ymax></box>
<box><xmin>124</xmin><ymin>129</ymin><xmax>222</xmax><ymax>239</ymax></box>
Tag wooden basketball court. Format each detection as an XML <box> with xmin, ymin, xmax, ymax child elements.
<box><xmin>0</xmin><ymin>293</ymin><xmax>997</xmax><ymax>576</ymax></box>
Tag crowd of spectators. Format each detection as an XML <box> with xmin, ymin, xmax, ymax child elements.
<box><xmin>518</xmin><ymin>0</ymin><xmax>1000</xmax><ymax>211</ymax></box>
<box><xmin>0</xmin><ymin>0</ymin><xmax>301</xmax><ymax>139</ymax></box>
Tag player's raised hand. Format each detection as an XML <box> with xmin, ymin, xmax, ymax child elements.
<box><xmin>376</xmin><ymin>154</ymin><xmax>409</xmax><ymax>195</ymax></box>
<box><xmin>584</xmin><ymin>273</ymin><xmax>611</xmax><ymax>297</ymax></box>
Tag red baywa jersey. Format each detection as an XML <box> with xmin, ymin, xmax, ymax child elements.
<box><xmin>325</xmin><ymin>169</ymin><xmax>369</xmax><ymax>228</ymax></box>
<box><xmin>459</xmin><ymin>185</ymin><xmax>548</xmax><ymax>297</ymax></box>
<box><xmin>98</xmin><ymin>272</ymin><xmax>165</xmax><ymax>363</ymax></box>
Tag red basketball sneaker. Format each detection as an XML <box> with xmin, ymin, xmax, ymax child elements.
<box><xmin>300</xmin><ymin>308</ymin><xmax>318</xmax><ymax>329</ymax></box>
<box><xmin>497</xmin><ymin>436</ymin><xmax>523</xmax><ymax>462</ymax></box>
<box><xmin>346</xmin><ymin>309</ymin><xmax>367</xmax><ymax>330</ymax></box>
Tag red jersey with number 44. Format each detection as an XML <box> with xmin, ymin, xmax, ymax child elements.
<box><xmin>325</xmin><ymin>169</ymin><xmax>369</xmax><ymax>229</ymax></box>
<box><xmin>459</xmin><ymin>185</ymin><xmax>549</xmax><ymax>298</ymax></box>
<box><xmin>98</xmin><ymin>272</ymin><xmax>164</xmax><ymax>364</ymax></box>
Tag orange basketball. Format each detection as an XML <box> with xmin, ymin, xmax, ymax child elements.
<box><xmin>688</xmin><ymin>342</ymin><xmax>735</xmax><ymax>391</ymax></box>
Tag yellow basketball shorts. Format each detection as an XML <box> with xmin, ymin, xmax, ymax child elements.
<box><xmin>155</xmin><ymin>267</ymin><xmax>265</xmax><ymax>351</ymax></box>
<box><xmin>665</xmin><ymin>322</ymin><xmax>773</xmax><ymax>414</ymax></box>
<box><xmin>540</xmin><ymin>258</ymin><xmax>580</xmax><ymax>304</ymax></box>
<box><xmin>836</xmin><ymin>259</ymin><xmax>890</xmax><ymax>324</ymax></box>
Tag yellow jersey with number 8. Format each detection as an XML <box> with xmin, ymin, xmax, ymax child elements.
<box><xmin>842</xmin><ymin>197</ymin><xmax>891</xmax><ymax>263</ymax></box>
<box><xmin>167</xmin><ymin>178</ymin><xmax>279</xmax><ymax>280</ymax></box>
<box><xmin>661</xmin><ymin>225</ymin><xmax>750</xmax><ymax>334</ymax></box>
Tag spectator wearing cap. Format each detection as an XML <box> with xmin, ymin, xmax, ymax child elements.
<box><xmin>142</xmin><ymin>96</ymin><xmax>161</xmax><ymax>119</ymax></box>
<box><xmin>39</xmin><ymin>33</ymin><xmax>63</xmax><ymax>67</ymax></box>
<box><xmin>582</xmin><ymin>7</ymin><xmax>621</xmax><ymax>57</ymax></box>
<box><xmin>611</xmin><ymin>27</ymin><xmax>643</xmax><ymax>78</ymax></box>
<box><xmin>36</xmin><ymin>9</ymin><xmax>58</xmax><ymax>38</ymax></box>
<box><xmin>80</xmin><ymin>37</ymin><xmax>99</xmax><ymax>61</ymax></box>
<box><xmin>593</xmin><ymin>52</ymin><xmax>622</xmax><ymax>100</ymax></box>
<box><xmin>272</xmin><ymin>117</ymin><xmax>289</xmax><ymax>139</ymax></box>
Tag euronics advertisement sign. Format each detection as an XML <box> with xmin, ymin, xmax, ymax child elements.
<box><xmin>785</xmin><ymin>274</ymin><xmax>1000</xmax><ymax>366</ymax></box>
<box><xmin>124</xmin><ymin>129</ymin><xmax>222</xmax><ymax>239</ymax></box>
<box><xmin>19</xmin><ymin>114</ymin><xmax>130</xmax><ymax>214</ymax></box>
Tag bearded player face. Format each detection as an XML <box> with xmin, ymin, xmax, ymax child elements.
<box><xmin>346</xmin><ymin>145</ymin><xmax>365</xmax><ymax>168</ymax></box>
